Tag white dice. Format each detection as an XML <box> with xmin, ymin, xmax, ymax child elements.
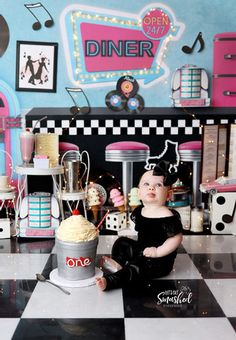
<box><xmin>106</xmin><ymin>211</ymin><xmax>127</xmax><ymax>231</ymax></box>
<box><xmin>210</xmin><ymin>192</ymin><xmax>236</xmax><ymax>234</ymax></box>
<box><xmin>0</xmin><ymin>218</ymin><xmax>11</xmax><ymax>239</ymax></box>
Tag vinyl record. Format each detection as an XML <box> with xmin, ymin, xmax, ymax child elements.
<box><xmin>125</xmin><ymin>94</ymin><xmax>144</xmax><ymax>113</ymax></box>
<box><xmin>116</xmin><ymin>75</ymin><xmax>139</xmax><ymax>98</ymax></box>
<box><xmin>105</xmin><ymin>90</ymin><xmax>126</xmax><ymax>111</ymax></box>
<box><xmin>0</xmin><ymin>15</ymin><xmax>10</xmax><ymax>57</ymax></box>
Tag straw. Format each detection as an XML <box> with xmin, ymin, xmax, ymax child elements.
<box><xmin>96</xmin><ymin>209</ymin><xmax>110</xmax><ymax>230</ymax></box>
<box><xmin>32</xmin><ymin>115</ymin><xmax>48</xmax><ymax>132</ymax></box>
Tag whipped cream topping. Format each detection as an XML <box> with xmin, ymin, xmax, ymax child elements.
<box><xmin>56</xmin><ymin>215</ymin><xmax>98</xmax><ymax>242</ymax></box>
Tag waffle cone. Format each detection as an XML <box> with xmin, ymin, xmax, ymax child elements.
<box><xmin>117</xmin><ymin>205</ymin><xmax>126</xmax><ymax>213</ymax></box>
<box><xmin>91</xmin><ymin>205</ymin><xmax>99</xmax><ymax>221</ymax></box>
<box><xmin>130</xmin><ymin>205</ymin><xmax>139</xmax><ymax>212</ymax></box>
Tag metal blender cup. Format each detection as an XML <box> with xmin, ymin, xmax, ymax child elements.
<box><xmin>63</xmin><ymin>159</ymin><xmax>81</xmax><ymax>192</ymax></box>
<box><xmin>62</xmin><ymin>151</ymin><xmax>87</xmax><ymax>192</ymax></box>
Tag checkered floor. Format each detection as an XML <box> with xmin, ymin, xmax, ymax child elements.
<box><xmin>1</xmin><ymin>234</ymin><xmax>236</xmax><ymax>340</ymax></box>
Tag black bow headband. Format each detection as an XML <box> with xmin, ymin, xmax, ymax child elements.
<box><xmin>152</xmin><ymin>160</ymin><xmax>178</xmax><ymax>186</ymax></box>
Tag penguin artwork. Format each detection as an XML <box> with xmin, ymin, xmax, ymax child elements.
<box><xmin>171</xmin><ymin>64</ymin><xmax>210</xmax><ymax>107</ymax></box>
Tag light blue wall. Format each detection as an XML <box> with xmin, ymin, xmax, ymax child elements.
<box><xmin>0</xmin><ymin>0</ymin><xmax>235</xmax><ymax>110</ymax></box>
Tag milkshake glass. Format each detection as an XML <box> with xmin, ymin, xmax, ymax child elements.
<box><xmin>20</xmin><ymin>129</ymin><xmax>35</xmax><ymax>165</ymax></box>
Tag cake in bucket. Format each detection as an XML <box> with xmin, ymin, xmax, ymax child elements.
<box><xmin>56</xmin><ymin>212</ymin><xmax>99</xmax><ymax>281</ymax></box>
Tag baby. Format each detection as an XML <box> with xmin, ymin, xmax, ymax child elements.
<box><xmin>96</xmin><ymin>160</ymin><xmax>183</xmax><ymax>291</ymax></box>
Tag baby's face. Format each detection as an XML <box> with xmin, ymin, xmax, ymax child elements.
<box><xmin>138</xmin><ymin>171</ymin><xmax>168</xmax><ymax>206</ymax></box>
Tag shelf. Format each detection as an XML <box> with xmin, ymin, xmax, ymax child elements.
<box><xmin>0</xmin><ymin>191</ymin><xmax>16</xmax><ymax>200</ymax></box>
<box><xmin>15</xmin><ymin>164</ymin><xmax>64</xmax><ymax>176</ymax></box>
<box><xmin>18</xmin><ymin>219</ymin><xmax>59</xmax><ymax>238</ymax></box>
<box><xmin>25</xmin><ymin>107</ymin><xmax>236</xmax><ymax>120</ymax></box>
<box><xmin>59</xmin><ymin>191</ymin><xmax>86</xmax><ymax>201</ymax></box>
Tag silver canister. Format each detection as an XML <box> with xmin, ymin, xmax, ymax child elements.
<box><xmin>61</xmin><ymin>150</ymin><xmax>87</xmax><ymax>193</ymax></box>
<box><xmin>56</xmin><ymin>237</ymin><xmax>98</xmax><ymax>280</ymax></box>
<box><xmin>63</xmin><ymin>159</ymin><xmax>82</xmax><ymax>192</ymax></box>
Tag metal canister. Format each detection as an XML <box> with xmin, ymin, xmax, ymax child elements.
<box><xmin>63</xmin><ymin>159</ymin><xmax>82</xmax><ymax>192</ymax></box>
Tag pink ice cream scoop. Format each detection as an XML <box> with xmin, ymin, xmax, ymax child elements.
<box><xmin>110</xmin><ymin>188</ymin><xmax>125</xmax><ymax>207</ymax></box>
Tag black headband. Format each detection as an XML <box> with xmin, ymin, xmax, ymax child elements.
<box><xmin>152</xmin><ymin>160</ymin><xmax>178</xmax><ymax>186</ymax></box>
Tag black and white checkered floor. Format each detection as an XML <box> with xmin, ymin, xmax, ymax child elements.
<box><xmin>1</xmin><ymin>234</ymin><xmax>236</xmax><ymax>340</ymax></box>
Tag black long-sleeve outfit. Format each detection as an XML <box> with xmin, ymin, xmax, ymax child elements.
<box><xmin>103</xmin><ymin>206</ymin><xmax>183</xmax><ymax>290</ymax></box>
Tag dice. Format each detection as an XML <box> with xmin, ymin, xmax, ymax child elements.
<box><xmin>210</xmin><ymin>192</ymin><xmax>236</xmax><ymax>234</ymax></box>
<box><xmin>0</xmin><ymin>218</ymin><xmax>11</xmax><ymax>239</ymax></box>
<box><xmin>106</xmin><ymin>211</ymin><xmax>127</xmax><ymax>231</ymax></box>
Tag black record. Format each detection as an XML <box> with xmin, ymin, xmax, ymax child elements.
<box><xmin>116</xmin><ymin>75</ymin><xmax>139</xmax><ymax>98</ymax></box>
<box><xmin>105</xmin><ymin>90</ymin><xmax>126</xmax><ymax>111</ymax></box>
<box><xmin>125</xmin><ymin>94</ymin><xmax>144</xmax><ymax>113</ymax></box>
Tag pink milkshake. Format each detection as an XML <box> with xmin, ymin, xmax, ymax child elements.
<box><xmin>20</xmin><ymin>129</ymin><xmax>35</xmax><ymax>165</ymax></box>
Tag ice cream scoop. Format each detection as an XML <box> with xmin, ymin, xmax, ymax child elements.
<box><xmin>110</xmin><ymin>188</ymin><xmax>125</xmax><ymax>212</ymax></box>
<box><xmin>128</xmin><ymin>187</ymin><xmax>141</xmax><ymax>208</ymax></box>
<box><xmin>87</xmin><ymin>187</ymin><xmax>101</xmax><ymax>206</ymax></box>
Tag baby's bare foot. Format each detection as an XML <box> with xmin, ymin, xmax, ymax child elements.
<box><xmin>100</xmin><ymin>256</ymin><xmax>122</xmax><ymax>273</ymax></box>
<box><xmin>96</xmin><ymin>277</ymin><xmax>107</xmax><ymax>291</ymax></box>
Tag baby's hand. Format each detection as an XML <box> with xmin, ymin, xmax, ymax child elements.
<box><xmin>143</xmin><ymin>247</ymin><xmax>158</xmax><ymax>258</ymax></box>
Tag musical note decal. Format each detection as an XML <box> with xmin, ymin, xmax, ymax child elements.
<box><xmin>65</xmin><ymin>87</ymin><xmax>91</xmax><ymax>115</ymax></box>
<box><xmin>222</xmin><ymin>200</ymin><xmax>236</xmax><ymax>223</ymax></box>
<box><xmin>182</xmin><ymin>32</ymin><xmax>205</xmax><ymax>54</ymax></box>
<box><xmin>211</xmin><ymin>193</ymin><xmax>236</xmax><ymax>234</ymax></box>
<box><xmin>0</xmin><ymin>15</ymin><xmax>10</xmax><ymax>57</ymax></box>
<box><xmin>24</xmin><ymin>2</ymin><xmax>54</xmax><ymax>30</ymax></box>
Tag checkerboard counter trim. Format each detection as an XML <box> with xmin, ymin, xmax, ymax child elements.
<box><xmin>26</xmin><ymin>117</ymin><xmax>236</xmax><ymax>136</ymax></box>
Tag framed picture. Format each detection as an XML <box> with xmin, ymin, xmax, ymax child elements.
<box><xmin>16</xmin><ymin>41</ymin><xmax>58</xmax><ymax>92</ymax></box>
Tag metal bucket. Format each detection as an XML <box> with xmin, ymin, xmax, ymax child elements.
<box><xmin>56</xmin><ymin>237</ymin><xmax>98</xmax><ymax>280</ymax></box>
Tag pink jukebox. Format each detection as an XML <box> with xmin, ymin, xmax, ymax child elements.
<box><xmin>0</xmin><ymin>91</ymin><xmax>11</xmax><ymax>177</ymax></box>
<box><xmin>0</xmin><ymin>80</ymin><xmax>21</xmax><ymax>184</ymax></box>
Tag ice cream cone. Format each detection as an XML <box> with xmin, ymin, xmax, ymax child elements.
<box><xmin>87</xmin><ymin>186</ymin><xmax>101</xmax><ymax>221</ymax></box>
<box><xmin>110</xmin><ymin>188</ymin><xmax>125</xmax><ymax>212</ymax></box>
<box><xmin>128</xmin><ymin>187</ymin><xmax>141</xmax><ymax>212</ymax></box>
<box><xmin>91</xmin><ymin>205</ymin><xmax>99</xmax><ymax>221</ymax></box>
<box><xmin>117</xmin><ymin>205</ymin><xmax>126</xmax><ymax>213</ymax></box>
<box><xmin>130</xmin><ymin>205</ymin><xmax>139</xmax><ymax>212</ymax></box>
